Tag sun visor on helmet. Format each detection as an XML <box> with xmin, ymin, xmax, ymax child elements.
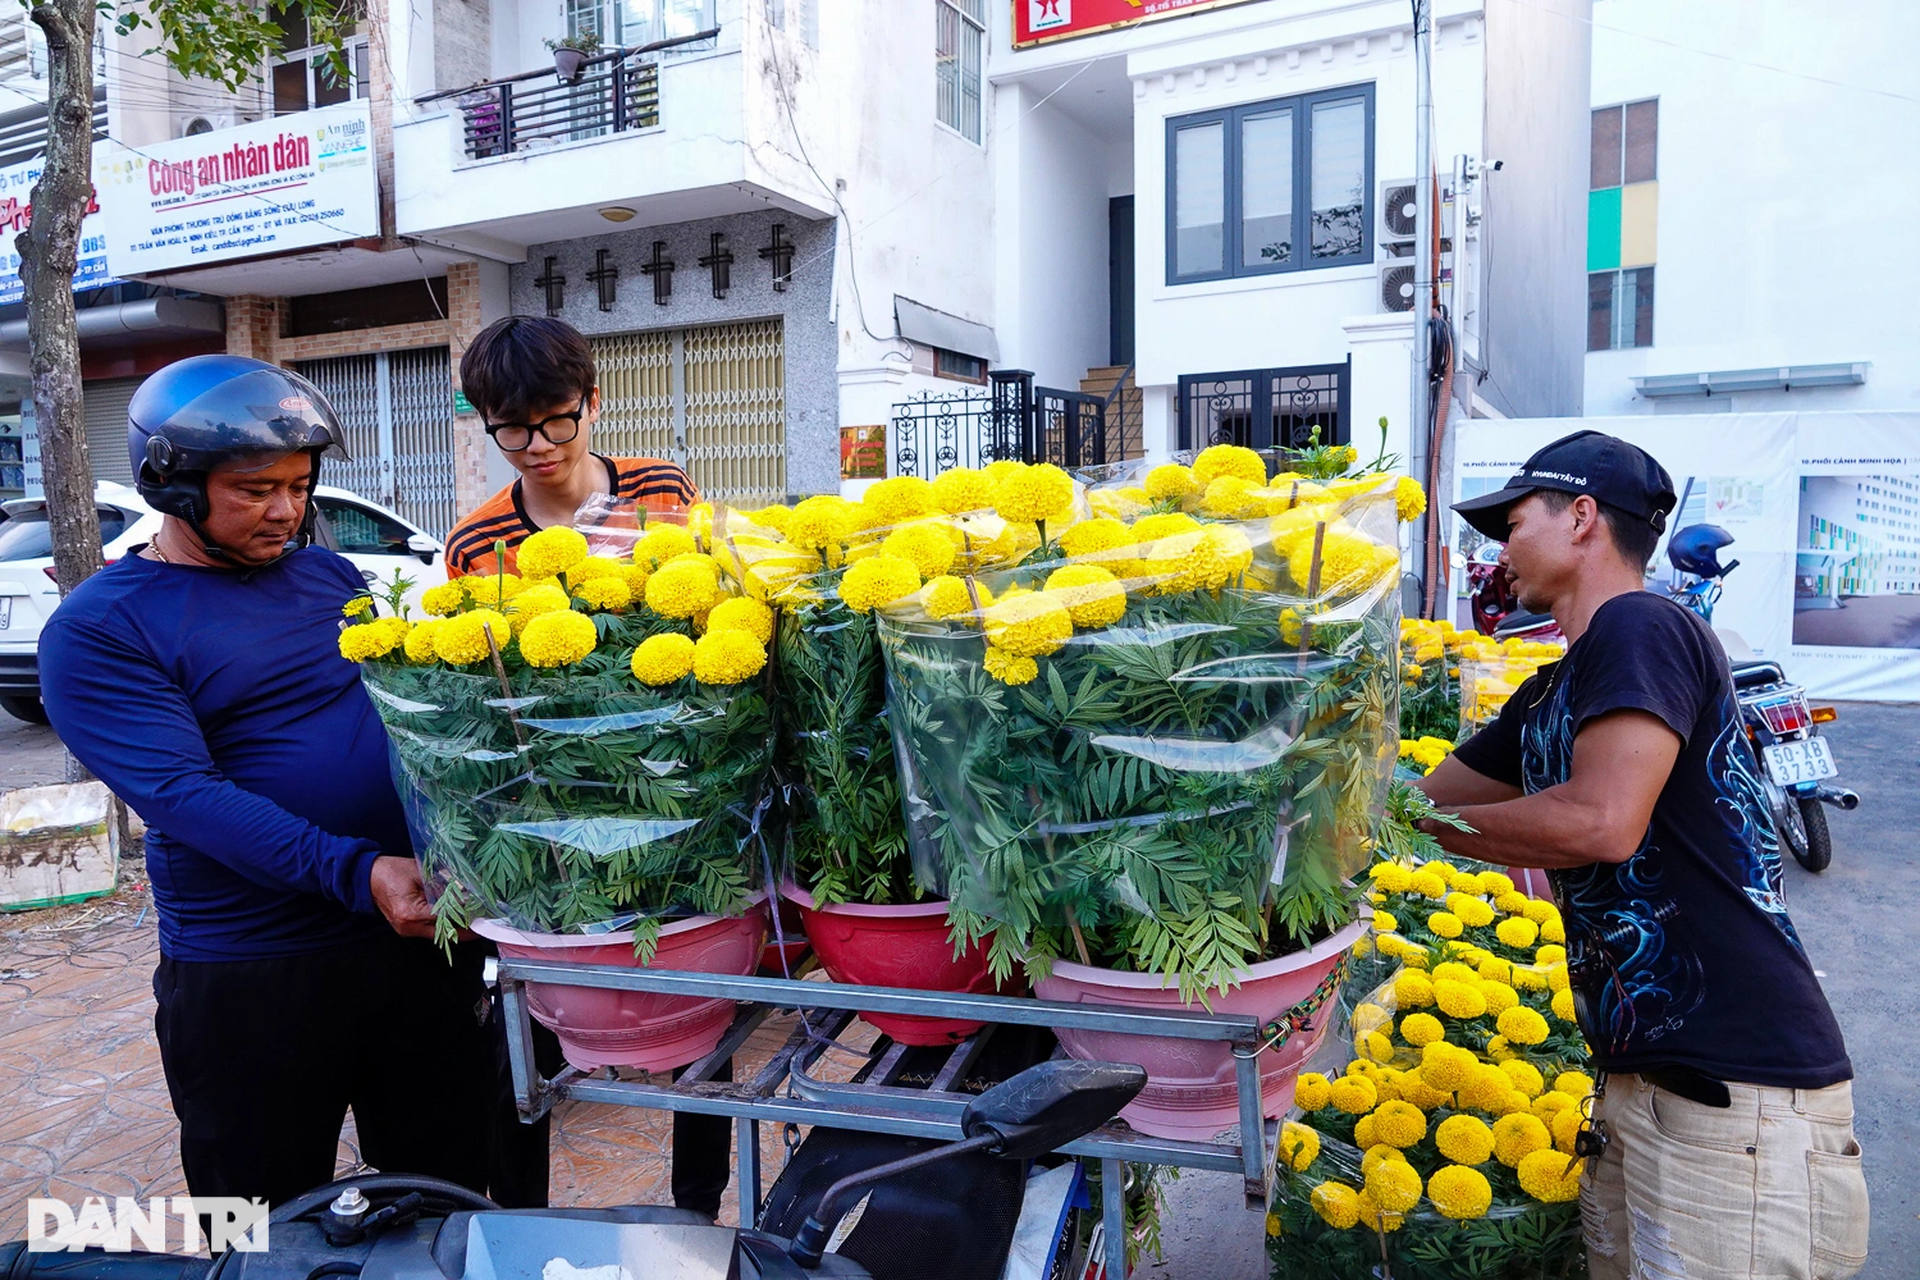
<box><xmin>135</xmin><ymin>365</ymin><xmax>351</xmax><ymax>477</ymax></box>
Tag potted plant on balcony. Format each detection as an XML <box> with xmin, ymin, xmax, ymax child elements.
<box><xmin>875</xmin><ymin>444</ymin><xmax>1432</xmax><ymax>1139</ymax></box>
<box><xmin>546</xmin><ymin>32</ymin><xmax>601</xmax><ymax>84</ymax></box>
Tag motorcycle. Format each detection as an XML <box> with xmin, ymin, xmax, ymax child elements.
<box><xmin>1465</xmin><ymin>543</ymin><xmax>1564</xmax><ymax>643</ymax></box>
<box><xmin>0</xmin><ymin>1059</ymin><xmax>1146</xmax><ymax>1280</ymax></box>
<box><xmin>1665</xmin><ymin>523</ymin><xmax>1858</xmax><ymax>873</ymax></box>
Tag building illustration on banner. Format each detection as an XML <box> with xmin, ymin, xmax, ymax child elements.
<box><xmin>1794</xmin><ymin>475</ymin><xmax>1920</xmax><ymax>648</ymax></box>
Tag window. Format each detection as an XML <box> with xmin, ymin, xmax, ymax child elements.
<box><xmin>315</xmin><ymin>497</ymin><xmax>415</xmax><ymax>556</ymax></box>
<box><xmin>1587</xmin><ymin>98</ymin><xmax>1657</xmax><ymax>350</ymax></box>
<box><xmin>934</xmin><ymin>348</ymin><xmax>986</xmax><ymax>383</ymax></box>
<box><xmin>271</xmin><ymin>1</ymin><xmax>369</xmax><ymax>115</ymax></box>
<box><xmin>936</xmin><ymin>0</ymin><xmax>984</xmax><ymax>143</ymax></box>
<box><xmin>1165</xmin><ymin>86</ymin><xmax>1373</xmax><ymax>284</ymax></box>
<box><xmin>567</xmin><ymin>0</ymin><xmax>715</xmax><ymax>47</ymax></box>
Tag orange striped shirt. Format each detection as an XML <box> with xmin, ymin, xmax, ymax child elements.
<box><xmin>445</xmin><ymin>455</ymin><xmax>698</xmax><ymax>578</ymax></box>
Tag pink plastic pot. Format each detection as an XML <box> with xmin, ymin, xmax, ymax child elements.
<box><xmin>782</xmin><ymin>883</ymin><xmax>1011</xmax><ymax>1047</ymax></box>
<box><xmin>473</xmin><ymin>896</ymin><xmax>768</xmax><ymax>1073</ymax></box>
<box><xmin>1034</xmin><ymin>918</ymin><xmax>1367</xmax><ymax>1141</ymax></box>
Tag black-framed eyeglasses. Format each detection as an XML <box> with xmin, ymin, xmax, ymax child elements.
<box><xmin>485</xmin><ymin>396</ymin><xmax>587</xmax><ymax>452</ymax></box>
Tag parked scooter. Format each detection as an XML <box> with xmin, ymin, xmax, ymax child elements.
<box><xmin>1465</xmin><ymin>543</ymin><xmax>1565</xmax><ymax>644</ymax></box>
<box><xmin>0</xmin><ymin>1060</ymin><xmax>1145</xmax><ymax>1280</ymax></box>
<box><xmin>1665</xmin><ymin>522</ymin><xmax>1858</xmax><ymax>872</ymax></box>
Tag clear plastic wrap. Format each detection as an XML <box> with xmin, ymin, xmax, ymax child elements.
<box><xmin>341</xmin><ymin>504</ymin><xmax>775</xmax><ymax>945</ymax></box>
<box><xmin>1268</xmin><ymin>854</ymin><xmax>1592</xmax><ymax>1279</ymax></box>
<box><xmin>1456</xmin><ymin>636</ymin><xmax>1565</xmax><ymax>734</ymax></box>
<box><xmin>871</xmin><ymin>449</ymin><xmax>1412</xmax><ymax>996</ymax></box>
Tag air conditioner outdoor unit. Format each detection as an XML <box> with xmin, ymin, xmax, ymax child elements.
<box><xmin>1378</xmin><ymin>258</ymin><xmax>1454</xmax><ymax>313</ymax></box>
<box><xmin>1378</xmin><ymin>178</ymin><xmax>1455</xmax><ymax>250</ymax></box>
<box><xmin>177</xmin><ymin>112</ymin><xmax>233</xmax><ymax>138</ymax></box>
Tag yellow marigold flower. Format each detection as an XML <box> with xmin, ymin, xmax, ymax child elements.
<box><xmin>337</xmin><ymin>620</ymin><xmax>401</xmax><ymax>662</ymax></box>
<box><xmin>1425</xmin><ymin>1165</ymin><xmax>1492</xmax><ymax>1221</ymax></box>
<box><xmin>1512</xmin><ymin>964</ymin><xmax>1551</xmax><ymax>993</ymax></box>
<box><xmin>1293</xmin><ymin>1071</ymin><xmax>1331</xmax><ymax>1112</ymax></box>
<box><xmin>1485</xmin><ymin>1034</ymin><xmax>1513</xmax><ymax>1061</ymax></box>
<box><xmin>1456</xmin><ymin>897</ymin><xmax>1496</xmax><ymax>928</ymax></box>
<box><xmin>1553</xmin><ymin>1071</ymin><xmax>1595</xmax><ymax>1099</ymax></box>
<box><xmin>630</xmin><ymin>632</ymin><xmax>696</xmax><ymax>685</ymax></box>
<box><xmin>1420</xmin><ymin>1042</ymin><xmax>1474</xmax><ymax>1092</ymax></box>
<box><xmin>1535</xmin><ymin>944</ymin><xmax>1567</xmax><ymax>967</ymax></box>
<box><xmin>1360</xmin><ymin>1145</ymin><xmax>1408</xmax><ymax>1184</ymax></box>
<box><xmin>1265</xmin><ymin>1211</ymin><xmax>1281</xmax><ymax>1238</ymax></box>
<box><xmin>1278</xmin><ymin>1121</ymin><xmax>1320</xmax><ymax>1172</ymax></box>
<box><xmin>342</xmin><ymin>595</ymin><xmax>373</xmax><ymax>618</ymax></box>
<box><xmin>746</xmin><ymin>503</ymin><xmax>792</xmax><ymax>533</ymax></box>
<box><xmin>517</xmin><ymin>526</ymin><xmax>590</xmax><ymax>580</ymax></box>
<box><xmin>1361</xmin><ymin>1030</ymin><xmax>1396</xmax><ymax>1063</ymax></box>
<box><xmin>1496</xmin><ymin>916</ymin><xmax>1540</xmax><ymax>949</ymax></box>
<box><xmin>433</xmin><ymin>609</ymin><xmax>510</xmax><ymax>665</ymax></box>
<box><xmin>839</xmin><ymin>554</ymin><xmax>923</xmax><ymax>614</ymax></box>
<box><xmin>1393</xmin><ymin>1068</ymin><xmax>1450</xmax><ymax>1111</ymax></box>
<box><xmin>1433</xmin><ymin>978</ymin><xmax>1488</xmax><ymax>1020</ymax></box>
<box><xmin>1516</xmin><ymin>1150</ymin><xmax>1583</xmax><ymax>1203</ymax></box>
<box><xmin>1263</xmin><ymin>477</ymin><xmax>1328</xmax><ymax>515</ymax></box>
<box><xmin>1363</xmin><ymin>1159</ymin><xmax>1422</xmax><ymax>1214</ymax></box>
<box><xmin>1372</xmin><ymin>909</ymin><xmax>1398</xmax><ymax>934</ymax></box>
<box><xmin>881</xmin><ymin>523</ymin><xmax>959</xmax><ymax>579</ymax></box>
<box><xmin>1541</xmin><ymin>916</ymin><xmax>1566</xmax><ymax>944</ymax></box>
<box><xmin>1531</xmin><ymin>1091</ymin><xmax>1578</xmax><ymax>1122</ymax></box>
<box><xmin>1431</xmin><ymin>961</ymin><xmax>1477</xmax><ymax>985</ymax></box>
<box><xmin>690</xmin><ymin>628</ymin><xmax>767</xmax><ymax>684</ymax></box>
<box><xmin>1043</xmin><ymin>564</ymin><xmax>1127</xmax><ymax>628</ymax></box>
<box><xmin>618</xmin><ymin>558</ymin><xmax>652</xmax><ymax>591</ymax></box>
<box><xmin>1496</xmin><ymin>1006</ymin><xmax>1550</xmax><ymax>1045</ymax></box>
<box><xmin>637</xmin><ymin>523</ymin><xmax>697</xmax><ymax>567</ymax></box>
<box><xmin>1481</xmin><ymin>982</ymin><xmax>1520</xmax><ymax>1016</ymax></box>
<box><xmin>573</xmin><ymin>577</ymin><xmax>631</xmax><ymax>613</ymax></box>
<box><xmin>1426</xmin><ymin>911</ymin><xmax>1463</xmax><ymax>939</ymax></box>
<box><xmin>1352</xmin><ymin>1002</ymin><xmax>1391</xmax><ymax>1036</ymax></box>
<box><xmin>1369</xmin><ymin>862</ymin><xmax>1413</xmax><ymax>894</ymax></box>
<box><xmin>1551</xmin><ymin>987</ymin><xmax>1578</xmax><ymax>1022</ymax></box>
<box><xmin>1498</xmin><ymin>1060</ymin><xmax>1545</xmax><ymax>1098</ymax></box>
<box><xmin>420</xmin><ymin>581</ymin><xmax>467</xmax><ymax>616</ymax></box>
<box><xmin>1352</xmin><ymin>1113</ymin><xmax>1379</xmax><ymax>1149</ymax></box>
<box><xmin>463</xmin><ymin>572</ymin><xmax>525</xmax><ymax>606</ymax></box>
<box><xmin>1457</xmin><ymin>1064</ymin><xmax>1514</xmax><ymax>1113</ymax></box>
<box><xmin>646</xmin><ymin>556</ymin><xmax>723</xmax><ymax>619</ymax></box>
<box><xmin>1309</xmin><ymin>1181</ymin><xmax>1361</xmax><ymax>1231</ymax></box>
<box><xmin>400</xmin><ymin>619</ymin><xmax>443</xmax><ymax>663</ymax></box>
<box><xmin>1550</xmin><ymin>1106</ymin><xmax>1585</xmax><ymax>1155</ymax></box>
<box><xmin>983</xmin><ymin>645</ymin><xmax>1040</xmax><ymax>686</ymax></box>
<box><xmin>1407</xmin><ymin>870</ymin><xmax>1448</xmax><ymax>899</ymax></box>
<box><xmin>1522</xmin><ymin>898</ymin><xmax>1559</xmax><ymax>925</ymax></box>
<box><xmin>924</xmin><ymin>574</ymin><xmax>993</xmax><ymax>622</ymax></box>
<box><xmin>567</xmin><ymin>556</ymin><xmax>624</xmax><ymax>584</ymax></box>
<box><xmin>1058</xmin><ymin>516</ymin><xmax>1129</xmax><ymax>558</ymax></box>
<box><xmin>1433</xmin><ymin>1114</ymin><xmax>1496</xmax><ymax>1166</ymax></box>
<box><xmin>1328</xmin><ymin>1075</ymin><xmax>1378</xmax><ymax>1116</ymax></box>
<box><xmin>1142</xmin><ymin>462</ymin><xmax>1198</xmax><ymax>502</ymax></box>
<box><xmin>1493</xmin><ymin>1112</ymin><xmax>1552</xmax><ymax>1168</ymax></box>
<box><xmin>507</xmin><ymin>582</ymin><xmax>572</xmax><ymax>635</ymax></box>
<box><xmin>984</xmin><ymin>591</ymin><xmax>1073</xmax><ymax>657</ymax></box>
<box><xmin>992</xmin><ymin>463</ymin><xmax>1075</xmax><ymax>525</ymax></box>
<box><xmin>981</xmin><ymin>459</ymin><xmax>1022</xmax><ymax>482</ymax></box>
<box><xmin>930</xmin><ymin>467</ymin><xmax>994</xmax><ymax>515</ymax></box>
<box><xmin>516</xmin><ymin>610</ymin><xmax>599</xmax><ymax>667</ymax></box>
<box><xmin>1192</xmin><ymin>442</ymin><xmax>1266</xmax><ymax>487</ymax></box>
<box><xmin>1394</xmin><ymin>969</ymin><xmax>1436</xmax><ymax>1009</ymax></box>
<box><xmin>1478</xmin><ymin>871</ymin><xmax>1516</xmax><ymax>897</ymax></box>
<box><xmin>1399</xmin><ymin>943</ymin><xmax>1430</xmax><ymax>970</ymax></box>
<box><xmin>707</xmin><ymin>596</ymin><xmax>775</xmax><ymax>645</ymax></box>
<box><xmin>1373</xmin><ymin>933</ymin><xmax>1403</xmax><ymax>959</ymax></box>
<box><xmin>1371</xmin><ymin>1100</ymin><xmax>1428</xmax><ymax>1149</ymax></box>
<box><xmin>862</xmin><ymin>476</ymin><xmax>938</xmax><ymax>525</ymax></box>
<box><xmin>1394</xmin><ymin>476</ymin><xmax>1427</xmax><ymax>524</ymax></box>
<box><xmin>785</xmin><ymin>494</ymin><xmax>860</xmax><ymax>553</ymax></box>
<box><xmin>1399</xmin><ymin>1012</ymin><xmax>1444</xmax><ymax>1046</ymax></box>
<box><xmin>1494</xmin><ymin>890</ymin><xmax>1531</xmax><ymax>914</ymax></box>
<box><xmin>1199</xmin><ymin>474</ymin><xmax>1261</xmax><ymax>519</ymax></box>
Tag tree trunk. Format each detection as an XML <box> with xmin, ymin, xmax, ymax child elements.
<box><xmin>20</xmin><ymin>0</ymin><xmax>101</xmax><ymax>599</ymax></box>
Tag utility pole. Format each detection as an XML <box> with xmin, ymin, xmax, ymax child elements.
<box><xmin>1408</xmin><ymin>0</ymin><xmax>1435</xmax><ymax>617</ymax></box>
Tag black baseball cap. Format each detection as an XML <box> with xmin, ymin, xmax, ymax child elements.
<box><xmin>1452</xmin><ymin>429</ymin><xmax>1677</xmax><ymax>541</ymax></box>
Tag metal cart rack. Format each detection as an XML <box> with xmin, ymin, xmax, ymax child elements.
<box><xmin>493</xmin><ymin>960</ymin><xmax>1282</xmax><ymax>1280</ymax></box>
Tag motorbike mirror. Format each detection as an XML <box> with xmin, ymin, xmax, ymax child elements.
<box><xmin>960</xmin><ymin>1060</ymin><xmax>1147</xmax><ymax>1160</ymax></box>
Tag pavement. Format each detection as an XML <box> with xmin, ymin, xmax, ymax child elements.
<box><xmin>1792</xmin><ymin>594</ymin><xmax>1920</xmax><ymax>648</ymax></box>
<box><xmin>0</xmin><ymin>704</ymin><xmax>1911</xmax><ymax>1277</ymax></box>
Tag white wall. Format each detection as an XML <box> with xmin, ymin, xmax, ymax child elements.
<box><xmin>1584</xmin><ymin>0</ymin><xmax>1920</xmax><ymax>416</ymax></box>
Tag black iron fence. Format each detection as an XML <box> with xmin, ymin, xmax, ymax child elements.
<box><xmin>891</xmin><ymin>369</ymin><xmax>1143</xmax><ymax>480</ymax></box>
<box><xmin>458</xmin><ymin>58</ymin><xmax>660</xmax><ymax>160</ymax></box>
<box><xmin>1176</xmin><ymin>358</ymin><xmax>1351</xmax><ymax>453</ymax></box>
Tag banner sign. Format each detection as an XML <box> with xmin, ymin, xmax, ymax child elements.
<box><xmin>840</xmin><ymin>424</ymin><xmax>886</xmax><ymax>480</ymax></box>
<box><xmin>1451</xmin><ymin>411</ymin><xmax>1920</xmax><ymax>701</ymax></box>
<box><xmin>0</xmin><ymin>158</ymin><xmax>113</xmax><ymax>305</ymax></box>
<box><xmin>95</xmin><ymin>101</ymin><xmax>377</xmax><ymax>276</ymax></box>
<box><xmin>1012</xmin><ymin>0</ymin><xmax>1265</xmax><ymax>48</ymax></box>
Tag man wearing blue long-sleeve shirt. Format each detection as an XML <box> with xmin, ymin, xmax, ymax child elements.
<box><xmin>40</xmin><ymin>356</ymin><xmax>491</xmax><ymax>1204</ymax></box>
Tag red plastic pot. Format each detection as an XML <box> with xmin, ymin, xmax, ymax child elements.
<box><xmin>473</xmin><ymin>895</ymin><xmax>768</xmax><ymax>1073</ymax></box>
<box><xmin>1034</xmin><ymin>918</ymin><xmax>1366</xmax><ymax>1141</ymax></box>
<box><xmin>781</xmin><ymin>882</ymin><xmax>1011</xmax><ymax>1046</ymax></box>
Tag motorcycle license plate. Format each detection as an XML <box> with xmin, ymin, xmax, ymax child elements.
<box><xmin>1763</xmin><ymin>738</ymin><xmax>1836</xmax><ymax>787</ymax></box>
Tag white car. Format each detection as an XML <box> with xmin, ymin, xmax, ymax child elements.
<box><xmin>0</xmin><ymin>481</ymin><xmax>447</xmax><ymax>723</ymax></box>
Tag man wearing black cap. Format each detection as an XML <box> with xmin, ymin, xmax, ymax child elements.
<box><xmin>1420</xmin><ymin>430</ymin><xmax>1868</xmax><ymax>1280</ymax></box>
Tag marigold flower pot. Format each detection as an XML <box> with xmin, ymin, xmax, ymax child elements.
<box><xmin>1033</xmin><ymin>918</ymin><xmax>1367</xmax><ymax>1141</ymax></box>
<box><xmin>781</xmin><ymin>882</ymin><xmax>1013</xmax><ymax>1046</ymax></box>
<box><xmin>473</xmin><ymin>895</ymin><xmax>769</xmax><ymax>1072</ymax></box>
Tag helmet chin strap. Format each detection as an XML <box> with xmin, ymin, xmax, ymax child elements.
<box><xmin>177</xmin><ymin>453</ymin><xmax>321</xmax><ymax>580</ymax></box>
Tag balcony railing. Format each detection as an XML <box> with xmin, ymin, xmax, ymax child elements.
<box><xmin>416</xmin><ymin>27</ymin><xmax>717</xmax><ymax>163</ymax></box>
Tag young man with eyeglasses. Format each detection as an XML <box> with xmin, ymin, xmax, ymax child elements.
<box><xmin>1418</xmin><ymin>431</ymin><xmax>1867</xmax><ymax>1280</ymax></box>
<box><xmin>446</xmin><ymin>315</ymin><xmax>696</xmax><ymax>579</ymax></box>
<box><xmin>445</xmin><ymin>316</ymin><xmax>728</xmax><ymax>1217</ymax></box>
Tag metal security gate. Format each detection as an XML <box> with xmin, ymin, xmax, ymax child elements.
<box><xmin>590</xmin><ymin>319</ymin><xmax>785</xmax><ymax>507</ymax></box>
<box><xmin>1176</xmin><ymin>358</ymin><xmax>1351</xmax><ymax>453</ymax></box>
<box><xmin>295</xmin><ymin>348</ymin><xmax>457</xmax><ymax>537</ymax></box>
<box><xmin>890</xmin><ymin>369</ymin><xmax>1139</xmax><ymax>480</ymax></box>
<box><xmin>82</xmin><ymin>377</ymin><xmax>144</xmax><ymax>485</ymax></box>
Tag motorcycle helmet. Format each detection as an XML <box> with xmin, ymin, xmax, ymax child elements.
<box><xmin>129</xmin><ymin>355</ymin><xmax>349</xmax><ymax>566</ymax></box>
<box><xmin>1667</xmin><ymin>524</ymin><xmax>1735</xmax><ymax>578</ymax></box>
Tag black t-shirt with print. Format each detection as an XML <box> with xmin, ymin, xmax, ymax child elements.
<box><xmin>1452</xmin><ymin>591</ymin><xmax>1851</xmax><ymax>1088</ymax></box>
